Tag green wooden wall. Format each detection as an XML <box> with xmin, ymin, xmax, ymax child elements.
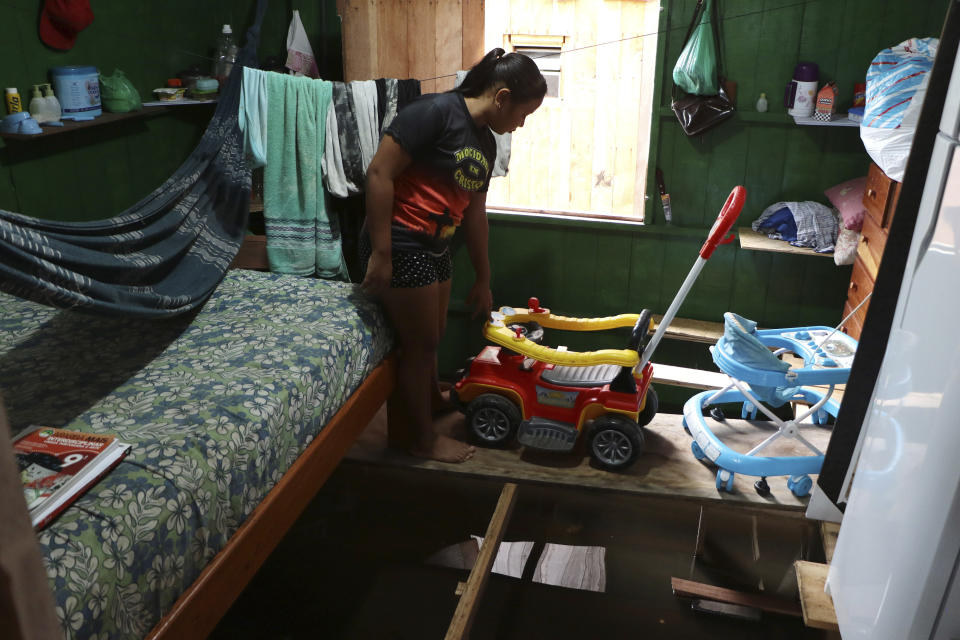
<box><xmin>440</xmin><ymin>0</ymin><xmax>950</xmax><ymax>387</ymax></box>
<box><xmin>0</xmin><ymin>0</ymin><xmax>341</xmax><ymax>221</ymax></box>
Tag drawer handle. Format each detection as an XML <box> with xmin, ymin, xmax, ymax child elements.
<box><xmin>850</xmin><ymin>281</ymin><xmax>858</xmax><ymax>291</ymax></box>
<box><xmin>866</xmin><ymin>188</ymin><xmax>876</xmax><ymax>197</ymax></box>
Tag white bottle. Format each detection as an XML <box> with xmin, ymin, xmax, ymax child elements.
<box><xmin>214</xmin><ymin>24</ymin><xmax>234</xmax><ymax>81</ymax></box>
<box><xmin>42</xmin><ymin>84</ymin><xmax>62</xmax><ymax>123</ymax></box>
<box><xmin>756</xmin><ymin>92</ymin><xmax>769</xmax><ymax>113</ymax></box>
<box><xmin>29</xmin><ymin>85</ymin><xmax>48</xmax><ymax>123</ymax></box>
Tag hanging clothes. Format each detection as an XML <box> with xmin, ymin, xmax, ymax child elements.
<box><xmin>349</xmin><ymin>80</ymin><xmax>380</xmax><ymax>173</ymax></box>
<box><xmin>0</xmin><ymin>0</ymin><xmax>270</xmax><ymax>318</ymax></box>
<box><xmin>252</xmin><ymin>70</ymin><xmax>348</xmax><ymax>279</ymax></box>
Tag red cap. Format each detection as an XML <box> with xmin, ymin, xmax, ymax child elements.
<box><xmin>39</xmin><ymin>0</ymin><xmax>94</xmax><ymax>51</ymax></box>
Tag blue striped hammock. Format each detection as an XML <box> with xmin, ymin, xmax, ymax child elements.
<box><xmin>0</xmin><ymin>2</ymin><xmax>268</xmax><ymax>318</ymax></box>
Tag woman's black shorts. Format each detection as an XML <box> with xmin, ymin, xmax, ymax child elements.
<box><xmin>359</xmin><ymin>235</ymin><xmax>452</xmax><ymax>288</ymax></box>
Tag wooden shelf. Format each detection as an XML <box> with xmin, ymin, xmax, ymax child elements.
<box><xmin>739</xmin><ymin>227</ymin><xmax>833</xmax><ymax>258</ymax></box>
<box><xmin>792</xmin><ymin>114</ymin><xmax>859</xmax><ymax>127</ymax></box>
<box><xmin>0</xmin><ymin>102</ymin><xmax>215</xmax><ymax>142</ymax></box>
<box><xmin>658</xmin><ymin>107</ymin><xmax>791</xmax><ymax>124</ymax></box>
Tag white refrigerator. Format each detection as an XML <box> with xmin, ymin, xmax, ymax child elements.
<box><xmin>826</xmin><ymin>43</ymin><xmax>960</xmax><ymax>639</ymax></box>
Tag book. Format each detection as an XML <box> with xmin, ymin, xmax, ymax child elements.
<box><xmin>14</xmin><ymin>427</ymin><xmax>131</xmax><ymax>530</ymax></box>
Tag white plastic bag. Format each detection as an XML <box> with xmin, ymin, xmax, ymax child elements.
<box><xmin>860</xmin><ymin>38</ymin><xmax>937</xmax><ymax>181</ymax></box>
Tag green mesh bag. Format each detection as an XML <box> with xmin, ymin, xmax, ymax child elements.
<box><xmin>100</xmin><ymin>69</ymin><xmax>142</xmax><ymax>113</ymax></box>
<box><xmin>672</xmin><ymin>0</ymin><xmax>719</xmax><ymax>96</ymax></box>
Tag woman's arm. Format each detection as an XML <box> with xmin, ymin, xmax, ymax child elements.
<box><xmin>462</xmin><ymin>190</ymin><xmax>492</xmax><ymax>318</ymax></box>
<box><xmin>362</xmin><ymin>136</ymin><xmax>412</xmax><ymax>296</ymax></box>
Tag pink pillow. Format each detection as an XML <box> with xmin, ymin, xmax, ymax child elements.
<box><xmin>825</xmin><ymin>177</ymin><xmax>868</xmax><ymax>231</ymax></box>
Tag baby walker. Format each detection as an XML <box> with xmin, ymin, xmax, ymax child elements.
<box><xmin>682</xmin><ymin>313</ymin><xmax>858</xmax><ymax>497</ymax></box>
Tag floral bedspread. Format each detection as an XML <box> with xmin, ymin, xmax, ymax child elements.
<box><xmin>0</xmin><ymin>270</ymin><xmax>392</xmax><ymax>639</ymax></box>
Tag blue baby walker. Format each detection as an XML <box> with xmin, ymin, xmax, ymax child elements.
<box><xmin>682</xmin><ymin>312</ymin><xmax>858</xmax><ymax>498</ymax></box>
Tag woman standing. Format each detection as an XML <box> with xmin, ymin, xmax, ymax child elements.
<box><xmin>361</xmin><ymin>49</ymin><xmax>546</xmax><ymax>462</ymax></box>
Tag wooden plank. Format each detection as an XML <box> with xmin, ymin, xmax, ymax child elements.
<box><xmin>445</xmin><ymin>483</ymin><xmax>519</xmax><ymax>640</ymax></box>
<box><xmin>739</xmin><ymin>227</ymin><xmax>833</xmax><ymax>258</ymax></box>
<box><xmin>671</xmin><ymin>577</ymin><xmax>803</xmax><ymax>618</ymax></box>
<box><xmin>435</xmin><ymin>0</ymin><xmax>463</xmax><ymax>93</ymax></box>
<box><xmin>651</xmin><ymin>363</ymin><xmax>727</xmax><ymax>390</ymax></box>
<box><xmin>795</xmin><ymin>561</ymin><xmax>839</xmax><ymax>631</ymax></box>
<box><xmin>461</xmin><ymin>0</ymin><xmax>485</xmax><ymax>67</ymax></box>
<box><xmin>339</xmin><ymin>0</ymin><xmax>377</xmax><ymax>82</ymax></box>
<box><xmin>409</xmin><ymin>0</ymin><xmax>438</xmax><ymax>93</ymax></box>
<box><xmin>147</xmin><ymin>355</ymin><xmax>397</xmax><ymax>640</ymax></box>
<box><xmin>821</xmin><ymin>522</ymin><xmax>840</xmax><ymax>564</ymax></box>
<box><xmin>377</xmin><ymin>0</ymin><xmax>408</xmax><ymax>81</ymax></box>
<box><xmin>349</xmin><ymin>409</ymin><xmax>831</xmax><ymax>511</ymax></box>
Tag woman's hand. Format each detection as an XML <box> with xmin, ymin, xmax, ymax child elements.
<box><xmin>466</xmin><ymin>279</ymin><xmax>493</xmax><ymax>319</ymax></box>
<box><xmin>362</xmin><ymin>250</ymin><xmax>392</xmax><ymax>298</ymax></box>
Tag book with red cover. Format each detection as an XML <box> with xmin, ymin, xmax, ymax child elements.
<box><xmin>14</xmin><ymin>427</ymin><xmax>131</xmax><ymax>530</ymax></box>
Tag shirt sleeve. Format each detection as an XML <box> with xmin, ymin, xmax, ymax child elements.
<box><xmin>384</xmin><ymin>97</ymin><xmax>444</xmax><ymax>158</ymax></box>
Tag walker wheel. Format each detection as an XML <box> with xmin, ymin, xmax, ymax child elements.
<box><xmin>682</xmin><ymin>416</ymin><xmax>691</xmax><ymax>436</ymax></box>
<box><xmin>691</xmin><ymin>440</ymin><xmax>706</xmax><ymax>461</ymax></box>
<box><xmin>710</xmin><ymin>407</ymin><xmax>726</xmax><ymax>422</ymax></box>
<box><xmin>716</xmin><ymin>469</ymin><xmax>734</xmax><ymax>492</ymax></box>
<box><xmin>754</xmin><ymin>477</ymin><xmax>771</xmax><ymax>496</ymax></box>
<box><xmin>814</xmin><ymin>409</ymin><xmax>829</xmax><ymax>425</ymax></box>
<box><xmin>787</xmin><ymin>474</ymin><xmax>813</xmax><ymax>498</ymax></box>
<box><xmin>741</xmin><ymin>402</ymin><xmax>757</xmax><ymax>420</ymax></box>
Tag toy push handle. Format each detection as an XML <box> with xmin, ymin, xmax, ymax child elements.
<box><xmin>699</xmin><ymin>186</ymin><xmax>746</xmax><ymax>259</ymax></box>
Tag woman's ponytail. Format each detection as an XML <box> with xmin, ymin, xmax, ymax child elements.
<box><xmin>454</xmin><ymin>47</ymin><xmax>547</xmax><ymax>103</ymax></box>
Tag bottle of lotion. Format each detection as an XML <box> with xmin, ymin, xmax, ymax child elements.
<box><xmin>29</xmin><ymin>85</ymin><xmax>48</xmax><ymax>123</ymax></box>
<box><xmin>42</xmin><ymin>84</ymin><xmax>61</xmax><ymax>123</ymax></box>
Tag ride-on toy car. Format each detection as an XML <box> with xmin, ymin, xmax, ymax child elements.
<box><xmin>451</xmin><ymin>186</ymin><xmax>746</xmax><ymax>471</ymax></box>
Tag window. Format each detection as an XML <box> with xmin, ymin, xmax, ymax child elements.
<box><xmin>514</xmin><ymin>45</ymin><xmax>562</xmax><ymax>99</ymax></box>
<box><xmin>486</xmin><ymin>3</ymin><xmax>660</xmax><ymax>220</ymax></box>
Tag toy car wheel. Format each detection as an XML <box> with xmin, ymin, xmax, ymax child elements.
<box><xmin>466</xmin><ymin>394</ymin><xmax>520</xmax><ymax>446</ymax></box>
<box><xmin>506</xmin><ymin>321</ymin><xmax>543</xmax><ymax>344</ymax></box>
<box><xmin>638</xmin><ymin>386</ymin><xmax>658</xmax><ymax>426</ymax></box>
<box><xmin>589</xmin><ymin>415</ymin><xmax>644</xmax><ymax>471</ymax></box>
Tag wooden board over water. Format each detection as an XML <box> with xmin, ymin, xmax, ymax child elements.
<box><xmin>347</xmin><ymin>406</ymin><xmax>832</xmax><ymax>511</ymax></box>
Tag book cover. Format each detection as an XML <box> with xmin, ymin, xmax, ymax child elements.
<box><xmin>14</xmin><ymin>427</ymin><xmax>131</xmax><ymax>529</ymax></box>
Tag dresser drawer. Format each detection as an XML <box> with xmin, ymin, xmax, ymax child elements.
<box><xmin>847</xmin><ymin>256</ymin><xmax>874</xmax><ymax>327</ymax></box>
<box><xmin>863</xmin><ymin>162</ymin><xmax>901</xmax><ymax>229</ymax></box>
<box><xmin>842</xmin><ymin>301</ymin><xmax>864</xmax><ymax>341</ymax></box>
<box><xmin>859</xmin><ymin>209</ymin><xmax>887</xmax><ymax>272</ymax></box>
<box><xmin>863</xmin><ymin>162</ymin><xmax>893</xmax><ymax>227</ymax></box>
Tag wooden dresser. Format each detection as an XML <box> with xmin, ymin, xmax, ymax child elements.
<box><xmin>843</xmin><ymin>162</ymin><xmax>901</xmax><ymax>340</ymax></box>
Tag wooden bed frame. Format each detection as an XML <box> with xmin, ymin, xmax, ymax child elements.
<box><xmin>144</xmin><ymin>235</ymin><xmax>397</xmax><ymax>639</ymax></box>
<box><xmin>147</xmin><ymin>353</ymin><xmax>396</xmax><ymax>639</ymax></box>
<box><xmin>1</xmin><ymin>235</ymin><xmax>398</xmax><ymax>639</ymax></box>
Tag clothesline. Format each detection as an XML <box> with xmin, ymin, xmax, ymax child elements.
<box><xmin>179</xmin><ymin>0</ymin><xmax>823</xmax><ymax>83</ymax></box>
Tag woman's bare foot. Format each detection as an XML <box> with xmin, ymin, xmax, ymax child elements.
<box><xmin>431</xmin><ymin>387</ymin><xmax>459</xmax><ymax>416</ymax></box>
<box><xmin>410</xmin><ymin>434</ymin><xmax>475</xmax><ymax>463</ymax></box>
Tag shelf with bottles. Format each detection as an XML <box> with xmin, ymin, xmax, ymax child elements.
<box><xmin>0</xmin><ymin>102</ymin><xmax>216</xmax><ymax>143</ymax></box>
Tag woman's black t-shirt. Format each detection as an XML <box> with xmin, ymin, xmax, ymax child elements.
<box><xmin>384</xmin><ymin>92</ymin><xmax>497</xmax><ymax>252</ymax></box>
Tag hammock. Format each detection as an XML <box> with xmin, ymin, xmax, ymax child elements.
<box><xmin>0</xmin><ymin>0</ymin><xmax>269</xmax><ymax>318</ymax></box>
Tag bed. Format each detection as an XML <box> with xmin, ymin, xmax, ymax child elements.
<box><xmin>0</xmin><ymin>267</ymin><xmax>395</xmax><ymax>639</ymax></box>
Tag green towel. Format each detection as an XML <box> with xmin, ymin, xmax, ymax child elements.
<box><xmin>263</xmin><ymin>74</ymin><xmax>348</xmax><ymax>279</ymax></box>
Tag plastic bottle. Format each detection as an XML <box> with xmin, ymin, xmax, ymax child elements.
<box><xmin>213</xmin><ymin>24</ymin><xmax>234</xmax><ymax>85</ymax></box>
<box><xmin>29</xmin><ymin>85</ymin><xmax>47</xmax><ymax>122</ymax></box>
<box><xmin>756</xmin><ymin>92</ymin><xmax>769</xmax><ymax>113</ymax></box>
<box><xmin>5</xmin><ymin>87</ymin><xmax>22</xmax><ymax>114</ymax></box>
<box><xmin>41</xmin><ymin>84</ymin><xmax>62</xmax><ymax>123</ymax></box>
